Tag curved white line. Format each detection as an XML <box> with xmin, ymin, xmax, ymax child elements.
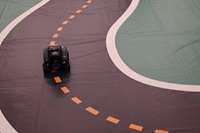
<box><xmin>0</xmin><ymin>110</ymin><xmax>17</xmax><ymax>133</ymax></box>
<box><xmin>0</xmin><ymin>0</ymin><xmax>50</xmax><ymax>132</ymax></box>
<box><xmin>0</xmin><ymin>0</ymin><xmax>50</xmax><ymax>46</ymax></box>
<box><xmin>106</xmin><ymin>0</ymin><xmax>200</xmax><ymax>92</ymax></box>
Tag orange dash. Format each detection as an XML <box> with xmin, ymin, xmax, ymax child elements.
<box><xmin>129</xmin><ymin>124</ymin><xmax>143</xmax><ymax>131</ymax></box>
<box><xmin>53</xmin><ymin>34</ymin><xmax>59</xmax><ymax>38</ymax></box>
<box><xmin>50</xmin><ymin>41</ymin><xmax>56</xmax><ymax>46</ymax></box>
<box><xmin>62</xmin><ymin>20</ymin><xmax>69</xmax><ymax>25</ymax></box>
<box><xmin>69</xmin><ymin>15</ymin><xmax>75</xmax><ymax>19</ymax></box>
<box><xmin>51</xmin><ymin>69</ymin><xmax>57</xmax><ymax>73</ymax></box>
<box><xmin>54</xmin><ymin>76</ymin><xmax>62</xmax><ymax>83</ymax></box>
<box><xmin>106</xmin><ymin>116</ymin><xmax>120</xmax><ymax>124</ymax></box>
<box><xmin>71</xmin><ymin>97</ymin><xmax>82</xmax><ymax>104</ymax></box>
<box><xmin>61</xmin><ymin>86</ymin><xmax>70</xmax><ymax>94</ymax></box>
<box><xmin>76</xmin><ymin>10</ymin><xmax>82</xmax><ymax>14</ymax></box>
<box><xmin>82</xmin><ymin>5</ymin><xmax>88</xmax><ymax>8</ymax></box>
<box><xmin>57</xmin><ymin>27</ymin><xmax>63</xmax><ymax>31</ymax></box>
<box><xmin>87</xmin><ymin>0</ymin><xmax>92</xmax><ymax>3</ymax></box>
<box><xmin>86</xmin><ymin>107</ymin><xmax>99</xmax><ymax>115</ymax></box>
<box><xmin>155</xmin><ymin>130</ymin><xmax>169</xmax><ymax>133</ymax></box>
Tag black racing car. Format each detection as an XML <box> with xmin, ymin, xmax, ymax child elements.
<box><xmin>43</xmin><ymin>45</ymin><xmax>70</xmax><ymax>72</ymax></box>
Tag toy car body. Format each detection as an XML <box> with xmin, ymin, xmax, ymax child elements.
<box><xmin>43</xmin><ymin>45</ymin><xmax>70</xmax><ymax>72</ymax></box>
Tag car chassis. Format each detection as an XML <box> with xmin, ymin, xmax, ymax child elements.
<box><xmin>43</xmin><ymin>45</ymin><xmax>70</xmax><ymax>72</ymax></box>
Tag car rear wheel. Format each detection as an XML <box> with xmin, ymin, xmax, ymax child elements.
<box><xmin>64</xmin><ymin>62</ymin><xmax>70</xmax><ymax>71</ymax></box>
<box><xmin>43</xmin><ymin>63</ymin><xmax>49</xmax><ymax>73</ymax></box>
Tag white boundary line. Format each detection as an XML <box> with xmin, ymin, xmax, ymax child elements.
<box><xmin>0</xmin><ymin>0</ymin><xmax>50</xmax><ymax>132</ymax></box>
<box><xmin>0</xmin><ymin>110</ymin><xmax>17</xmax><ymax>133</ymax></box>
<box><xmin>0</xmin><ymin>0</ymin><xmax>50</xmax><ymax>45</ymax></box>
<box><xmin>106</xmin><ymin>0</ymin><xmax>200</xmax><ymax>92</ymax></box>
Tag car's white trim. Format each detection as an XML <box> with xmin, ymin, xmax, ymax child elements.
<box><xmin>106</xmin><ymin>0</ymin><xmax>200</xmax><ymax>92</ymax></box>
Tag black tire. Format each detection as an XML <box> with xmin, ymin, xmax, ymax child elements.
<box><xmin>63</xmin><ymin>62</ymin><xmax>70</xmax><ymax>71</ymax></box>
<box><xmin>43</xmin><ymin>63</ymin><xmax>49</xmax><ymax>73</ymax></box>
<box><xmin>67</xmin><ymin>52</ymin><xmax>69</xmax><ymax>62</ymax></box>
<box><xmin>66</xmin><ymin>63</ymin><xmax>70</xmax><ymax>70</ymax></box>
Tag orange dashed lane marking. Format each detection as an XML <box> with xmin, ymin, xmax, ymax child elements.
<box><xmin>53</xmin><ymin>34</ymin><xmax>59</xmax><ymax>38</ymax></box>
<box><xmin>50</xmin><ymin>41</ymin><xmax>56</xmax><ymax>46</ymax></box>
<box><xmin>48</xmin><ymin>1</ymin><xmax>168</xmax><ymax>132</ymax></box>
<box><xmin>62</xmin><ymin>20</ymin><xmax>69</xmax><ymax>25</ymax></box>
<box><xmin>106</xmin><ymin>116</ymin><xmax>120</xmax><ymax>124</ymax></box>
<box><xmin>51</xmin><ymin>69</ymin><xmax>57</xmax><ymax>73</ymax></box>
<box><xmin>82</xmin><ymin>5</ymin><xmax>88</xmax><ymax>8</ymax></box>
<box><xmin>87</xmin><ymin>0</ymin><xmax>92</xmax><ymax>3</ymax></box>
<box><xmin>71</xmin><ymin>97</ymin><xmax>82</xmax><ymax>104</ymax></box>
<box><xmin>86</xmin><ymin>107</ymin><xmax>99</xmax><ymax>115</ymax></box>
<box><xmin>57</xmin><ymin>27</ymin><xmax>63</xmax><ymax>31</ymax></box>
<box><xmin>76</xmin><ymin>10</ymin><xmax>82</xmax><ymax>13</ymax></box>
<box><xmin>54</xmin><ymin>76</ymin><xmax>62</xmax><ymax>83</ymax></box>
<box><xmin>155</xmin><ymin>130</ymin><xmax>169</xmax><ymax>133</ymax></box>
<box><xmin>61</xmin><ymin>86</ymin><xmax>70</xmax><ymax>94</ymax></box>
<box><xmin>129</xmin><ymin>124</ymin><xmax>143</xmax><ymax>131</ymax></box>
<box><xmin>69</xmin><ymin>15</ymin><xmax>75</xmax><ymax>19</ymax></box>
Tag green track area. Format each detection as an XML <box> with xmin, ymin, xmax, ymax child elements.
<box><xmin>0</xmin><ymin>0</ymin><xmax>41</xmax><ymax>32</ymax></box>
<box><xmin>116</xmin><ymin>0</ymin><xmax>200</xmax><ymax>85</ymax></box>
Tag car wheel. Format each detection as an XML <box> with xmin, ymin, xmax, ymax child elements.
<box><xmin>65</xmin><ymin>62</ymin><xmax>70</xmax><ymax>71</ymax></box>
<box><xmin>43</xmin><ymin>63</ymin><xmax>49</xmax><ymax>73</ymax></box>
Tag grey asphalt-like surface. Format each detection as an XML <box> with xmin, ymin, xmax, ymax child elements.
<box><xmin>0</xmin><ymin>0</ymin><xmax>200</xmax><ymax>133</ymax></box>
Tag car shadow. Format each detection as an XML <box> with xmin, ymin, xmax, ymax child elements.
<box><xmin>43</xmin><ymin>69</ymin><xmax>71</xmax><ymax>82</ymax></box>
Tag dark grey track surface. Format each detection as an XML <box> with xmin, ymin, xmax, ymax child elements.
<box><xmin>0</xmin><ymin>0</ymin><xmax>200</xmax><ymax>133</ymax></box>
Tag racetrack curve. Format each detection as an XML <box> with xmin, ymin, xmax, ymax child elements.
<box><xmin>0</xmin><ymin>0</ymin><xmax>200</xmax><ymax>133</ymax></box>
<box><xmin>107</xmin><ymin>0</ymin><xmax>200</xmax><ymax>91</ymax></box>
